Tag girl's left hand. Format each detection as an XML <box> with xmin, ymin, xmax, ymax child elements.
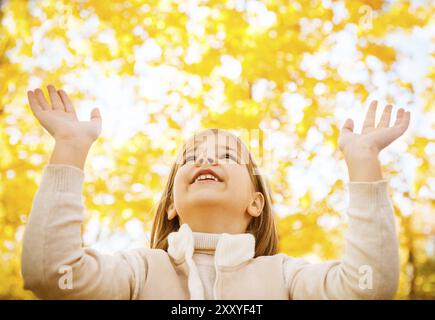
<box><xmin>338</xmin><ymin>100</ymin><xmax>411</xmax><ymax>159</ymax></box>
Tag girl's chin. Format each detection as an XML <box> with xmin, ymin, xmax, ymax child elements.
<box><xmin>189</xmin><ymin>189</ymin><xmax>226</xmax><ymax>196</ymax></box>
<box><xmin>188</xmin><ymin>184</ymin><xmax>225</xmax><ymax>193</ymax></box>
<box><xmin>188</xmin><ymin>194</ymin><xmax>228</xmax><ymax>203</ymax></box>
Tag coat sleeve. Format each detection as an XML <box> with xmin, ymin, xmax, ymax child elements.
<box><xmin>21</xmin><ymin>164</ymin><xmax>147</xmax><ymax>299</ymax></box>
<box><xmin>283</xmin><ymin>180</ymin><xmax>400</xmax><ymax>300</ymax></box>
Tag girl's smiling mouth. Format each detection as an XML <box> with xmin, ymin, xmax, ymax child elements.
<box><xmin>190</xmin><ymin>168</ymin><xmax>223</xmax><ymax>184</ymax></box>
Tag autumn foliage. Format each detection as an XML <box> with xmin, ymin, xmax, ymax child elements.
<box><xmin>0</xmin><ymin>0</ymin><xmax>434</xmax><ymax>299</ymax></box>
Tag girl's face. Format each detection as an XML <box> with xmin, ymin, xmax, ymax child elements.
<box><xmin>171</xmin><ymin>132</ymin><xmax>264</xmax><ymax>234</ymax></box>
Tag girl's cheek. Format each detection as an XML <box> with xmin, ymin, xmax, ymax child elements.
<box><xmin>173</xmin><ymin>172</ymin><xmax>184</xmax><ymax>191</ymax></box>
<box><xmin>176</xmin><ymin>167</ymin><xmax>191</xmax><ymax>188</ymax></box>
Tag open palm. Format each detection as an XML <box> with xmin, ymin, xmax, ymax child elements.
<box><xmin>338</xmin><ymin>100</ymin><xmax>411</xmax><ymax>157</ymax></box>
<box><xmin>27</xmin><ymin>85</ymin><xmax>102</xmax><ymax>145</ymax></box>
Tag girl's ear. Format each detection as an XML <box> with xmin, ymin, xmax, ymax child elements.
<box><xmin>167</xmin><ymin>203</ymin><xmax>178</xmax><ymax>220</ymax></box>
<box><xmin>247</xmin><ymin>192</ymin><xmax>265</xmax><ymax>218</ymax></box>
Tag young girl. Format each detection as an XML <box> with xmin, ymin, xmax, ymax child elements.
<box><xmin>22</xmin><ymin>85</ymin><xmax>410</xmax><ymax>299</ymax></box>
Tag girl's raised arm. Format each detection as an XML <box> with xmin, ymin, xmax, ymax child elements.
<box><xmin>284</xmin><ymin>101</ymin><xmax>410</xmax><ymax>299</ymax></box>
<box><xmin>21</xmin><ymin>86</ymin><xmax>145</xmax><ymax>299</ymax></box>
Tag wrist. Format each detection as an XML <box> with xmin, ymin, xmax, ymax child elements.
<box><xmin>345</xmin><ymin>155</ymin><xmax>383</xmax><ymax>182</ymax></box>
<box><xmin>54</xmin><ymin>137</ymin><xmax>94</xmax><ymax>150</ymax></box>
<box><xmin>342</xmin><ymin>143</ymin><xmax>383</xmax><ymax>182</ymax></box>
<box><xmin>343</xmin><ymin>143</ymin><xmax>379</xmax><ymax>162</ymax></box>
<box><xmin>50</xmin><ymin>140</ymin><xmax>91</xmax><ymax>170</ymax></box>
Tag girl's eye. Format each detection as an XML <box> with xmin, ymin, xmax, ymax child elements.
<box><xmin>220</xmin><ymin>153</ymin><xmax>238</xmax><ymax>162</ymax></box>
<box><xmin>182</xmin><ymin>155</ymin><xmax>195</xmax><ymax>164</ymax></box>
<box><xmin>182</xmin><ymin>153</ymin><xmax>238</xmax><ymax>164</ymax></box>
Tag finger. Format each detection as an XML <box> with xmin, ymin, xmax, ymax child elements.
<box><xmin>27</xmin><ymin>90</ymin><xmax>43</xmax><ymax>115</ymax></box>
<box><xmin>35</xmin><ymin>88</ymin><xmax>51</xmax><ymax>110</ymax></box>
<box><xmin>393</xmin><ymin>110</ymin><xmax>411</xmax><ymax>137</ymax></box>
<box><xmin>341</xmin><ymin>118</ymin><xmax>354</xmax><ymax>133</ymax></box>
<box><xmin>58</xmin><ymin>89</ymin><xmax>76</xmax><ymax>114</ymax></box>
<box><xmin>400</xmin><ymin>111</ymin><xmax>411</xmax><ymax>131</ymax></box>
<box><xmin>377</xmin><ymin>104</ymin><xmax>393</xmax><ymax>128</ymax></box>
<box><xmin>90</xmin><ymin>107</ymin><xmax>102</xmax><ymax>123</ymax></box>
<box><xmin>47</xmin><ymin>85</ymin><xmax>64</xmax><ymax>110</ymax></box>
<box><xmin>393</xmin><ymin>108</ymin><xmax>405</xmax><ymax>126</ymax></box>
<box><xmin>362</xmin><ymin>100</ymin><xmax>377</xmax><ymax>130</ymax></box>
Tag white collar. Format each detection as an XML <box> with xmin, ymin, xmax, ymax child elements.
<box><xmin>168</xmin><ymin>223</ymin><xmax>256</xmax><ymax>267</ymax></box>
<box><xmin>167</xmin><ymin>223</ymin><xmax>256</xmax><ymax>299</ymax></box>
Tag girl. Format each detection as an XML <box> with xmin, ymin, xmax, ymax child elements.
<box><xmin>22</xmin><ymin>85</ymin><xmax>410</xmax><ymax>299</ymax></box>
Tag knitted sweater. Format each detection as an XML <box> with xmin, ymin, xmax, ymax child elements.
<box><xmin>21</xmin><ymin>164</ymin><xmax>400</xmax><ymax>299</ymax></box>
<box><xmin>191</xmin><ymin>233</ymin><xmax>221</xmax><ymax>300</ymax></box>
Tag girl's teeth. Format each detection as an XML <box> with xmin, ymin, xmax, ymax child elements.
<box><xmin>195</xmin><ymin>174</ymin><xmax>218</xmax><ymax>182</ymax></box>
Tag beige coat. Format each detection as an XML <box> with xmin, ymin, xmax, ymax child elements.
<box><xmin>21</xmin><ymin>165</ymin><xmax>400</xmax><ymax>299</ymax></box>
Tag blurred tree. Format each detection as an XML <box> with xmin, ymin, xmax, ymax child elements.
<box><xmin>0</xmin><ymin>0</ymin><xmax>433</xmax><ymax>299</ymax></box>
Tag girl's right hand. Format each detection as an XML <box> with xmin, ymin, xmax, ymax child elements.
<box><xmin>27</xmin><ymin>85</ymin><xmax>102</xmax><ymax>148</ymax></box>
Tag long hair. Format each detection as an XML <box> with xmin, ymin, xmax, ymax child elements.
<box><xmin>149</xmin><ymin>128</ymin><xmax>279</xmax><ymax>257</ymax></box>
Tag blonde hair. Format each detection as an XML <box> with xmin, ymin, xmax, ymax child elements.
<box><xmin>150</xmin><ymin>128</ymin><xmax>279</xmax><ymax>257</ymax></box>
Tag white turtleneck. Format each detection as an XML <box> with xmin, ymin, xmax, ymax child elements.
<box><xmin>191</xmin><ymin>232</ymin><xmax>221</xmax><ymax>300</ymax></box>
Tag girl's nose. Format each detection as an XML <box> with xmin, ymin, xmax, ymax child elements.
<box><xmin>196</xmin><ymin>154</ymin><xmax>216</xmax><ymax>165</ymax></box>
